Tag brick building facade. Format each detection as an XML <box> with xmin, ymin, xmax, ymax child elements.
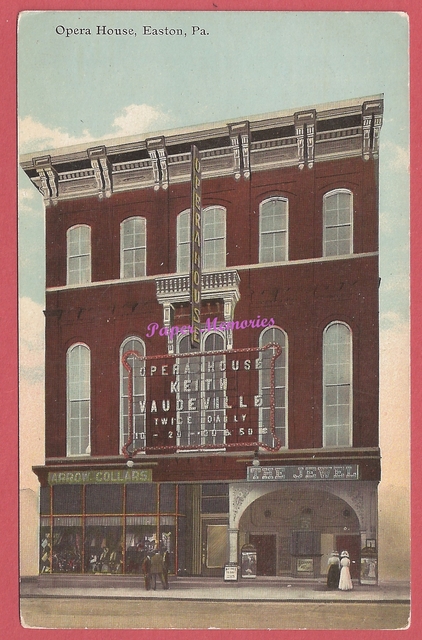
<box><xmin>20</xmin><ymin>95</ymin><xmax>383</xmax><ymax>582</ymax></box>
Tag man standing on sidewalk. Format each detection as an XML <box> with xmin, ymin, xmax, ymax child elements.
<box><xmin>162</xmin><ymin>546</ymin><xmax>170</xmax><ymax>590</ymax></box>
<box><xmin>141</xmin><ymin>550</ymin><xmax>152</xmax><ymax>591</ymax></box>
<box><xmin>150</xmin><ymin>546</ymin><xmax>167</xmax><ymax>590</ymax></box>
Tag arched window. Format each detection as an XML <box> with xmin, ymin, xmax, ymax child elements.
<box><xmin>176</xmin><ymin>206</ymin><xmax>226</xmax><ymax>273</ymax></box>
<box><xmin>67</xmin><ymin>344</ymin><xmax>91</xmax><ymax>456</ymax></box>
<box><xmin>323</xmin><ymin>190</ymin><xmax>353</xmax><ymax>256</ymax></box>
<box><xmin>259</xmin><ymin>326</ymin><xmax>287</xmax><ymax>448</ymax></box>
<box><xmin>176</xmin><ymin>210</ymin><xmax>190</xmax><ymax>273</ymax></box>
<box><xmin>120</xmin><ymin>337</ymin><xmax>146</xmax><ymax>453</ymax></box>
<box><xmin>67</xmin><ymin>225</ymin><xmax>91</xmax><ymax>285</ymax></box>
<box><xmin>323</xmin><ymin>322</ymin><xmax>353</xmax><ymax>447</ymax></box>
<box><xmin>176</xmin><ymin>331</ymin><xmax>226</xmax><ymax>448</ymax></box>
<box><xmin>120</xmin><ymin>217</ymin><xmax>146</xmax><ymax>278</ymax></box>
<box><xmin>259</xmin><ymin>197</ymin><xmax>288</xmax><ymax>263</ymax></box>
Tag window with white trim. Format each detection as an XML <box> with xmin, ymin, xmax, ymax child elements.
<box><xmin>176</xmin><ymin>210</ymin><xmax>190</xmax><ymax>273</ymax></box>
<box><xmin>67</xmin><ymin>225</ymin><xmax>91</xmax><ymax>285</ymax></box>
<box><xmin>120</xmin><ymin>217</ymin><xmax>146</xmax><ymax>278</ymax></box>
<box><xmin>176</xmin><ymin>331</ymin><xmax>226</xmax><ymax>448</ymax></box>
<box><xmin>67</xmin><ymin>344</ymin><xmax>91</xmax><ymax>456</ymax></box>
<box><xmin>120</xmin><ymin>337</ymin><xmax>146</xmax><ymax>453</ymax></box>
<box><xmin>176</xmin><ymin>206</ymin><xmax>226</xmax><ymax>273</ymax></box>
<box><xmin>323</xmin><ymin>322</ymin><xmax>353</xmax><ymax>447</ymax></box>
<box><xmin>259</xmin><ymin>197</ymin><xmax>288</xmax><ymax>263</ymax></box>
<box><xmin>323</xmin><ymin>190</ymin><xmax>353</xmax><ymax>257</ymax></box>
<box><xmin>259</xmin><ymin>326</ymin><xmax>287</xmax><ymax>448</ymax></box>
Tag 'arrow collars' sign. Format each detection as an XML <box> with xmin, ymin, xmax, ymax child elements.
<box><xmin>190</xmin><ymin>145</ymin><xmax>202</xmax><ymax>349</ymax></box>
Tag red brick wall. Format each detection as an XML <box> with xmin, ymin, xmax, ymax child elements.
<box><xmin>44</xmin><ymin>157</ymin><xmax>379</xmax><ymax>461</ymax></box>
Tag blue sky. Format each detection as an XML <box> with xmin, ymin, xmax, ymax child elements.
<box><xmin>18</xmin><ymin>10</ymin><xmax>409</xmax><ymax>330</ymax></box>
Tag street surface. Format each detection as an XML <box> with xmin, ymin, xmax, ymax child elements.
<box><xmin>21</xmin><ymin>597</ymin><xmax>410</xmax><ymax>630</ymax></box>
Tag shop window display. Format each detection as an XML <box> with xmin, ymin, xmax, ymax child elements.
<box><xmin>39</xmin><ymin>483</ymin><xmax>184</xmax><ymax>574</ymax></box>
<box><xmin>125</xmin><ymin>518</ymin><xmax>157</xmax><ymax>573</ymax></box>
<box><xmin>85</xmin><ymin>519</ymin><xmax>123</xmax><ymax>573</ymax></box>
<box><xmin>39</xmin><ymin>526</ymin><xmax>51</xmax><ymax>573</ymax></box>
<box><xmin>52</xmin><ymin>519</ymin><xmax>82</xmax><ymax>573</ymax></box>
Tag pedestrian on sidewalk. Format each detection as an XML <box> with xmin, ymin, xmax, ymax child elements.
<box><xmin>150</xmin><ymin>546</ymin><xmax>167</xmax><ymax>590</ymax></box>
<box><xmin>338</xmin><ymin>550</ymin><xmax>353</xmax><ymax>591</ymax></box>
<box><xmin>161</xmin><ymin>546</ymin><xmax>170</xmax><ymax>590</ymax></box>
<box><xmin>141</xmin><ymin>550</ymin><xmax>152</xmax><ymax>591</ymax></box>
<box><xmin>326</xmin><ymin>551</ymin><xmax>340</xmax><ymax>589</ymax></box>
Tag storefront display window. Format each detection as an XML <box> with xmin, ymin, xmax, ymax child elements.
<box><xmin>85</xmin><ymin>485</ymin><xmax>123</xmax><ymax>514</ymax></box>
<box><xmin>125</xmin><ymin>517</ymin><xmax>157</xmax><ymax>573</ymax></box>
<box><xmin>85</xmin><ymin>518</ymin><xmax>123</xmax><ymax>573</ymax></box>
<box><xmin>39</xmin><ymin>524</ymin><xmax>51</xmax><ymax>573</ymax></box>
<box><xmin>39</xmin><ymin>483</ymin><xmax>185</xmax><ymax>575</ymax></box>
<box><xmin>126</xmin><ymin>483</ymin><xmax>157</xmax><ymax>513</ymax></box>
<box><xmin>53</xmin><ymin>484</ymin><xmax>82</xmax><ymax>514</ymax></box>
<box><xmin>52</xmin><ymin>518</ymin><xmax>82</xmax><ymax>573</ymax></box>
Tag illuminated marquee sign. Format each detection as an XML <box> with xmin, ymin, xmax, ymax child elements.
<box><xmin>190</xmin><ymin>144</ymin><xmax>202</xmax><ymax>349</ymax></box>
<box><xmin>122</xmin><ymin>344</ymin><xmax>282</xmax><ymax>457</ymax></box>
<box><xmin>247</xmin><ymin>465</ymin><xmax>359</xmax><ymax>481</ymax></box>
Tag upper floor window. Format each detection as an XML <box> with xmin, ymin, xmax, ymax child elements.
<box><xmin>67</xmin><ymin>343</ymin><xmax>91</xmax><ymax>456</ymax></box>
<box><xmin>259</xmin><ymin>197</ymin><xmax>288</xmax><ymax>263</ymax></box>
<box><xmin>176</xmin><ymin>331</ymin><xmax>226</xmax><ymax>448</ymax></box>
<box><xmin>67</xmin><ymin>225</ymin><xmax>91</xmax><ymax>285</ymax></box>
<box><xmin>120</xmin><ymin>217</ymin><xmax>146</xmax><ymax>278</ymax></box>
<box><xmin>323</xmin><ymin>322</ymin><xmax>353</xmax><ymax>447</ymax></box>
<box><xmin>177</xmin><ymin>206</ymin><xmax>226</xmax><ymax>273</ymax></box>
<box><xmin>120</xmin><ymin>337</ymin><xmax>146</xmax><ymax>453</ymax></box>
<box><xmin>323</xmin><ymin>190</ymin><xmax>353</xmax><ymax>257</ymax></box>
<box><xmin>177</xmin><ymin>210</ymin><xmax>190</xmax><ymax>273</ymax></box>
<box><xmin>259</xmin><ymin>326</ymin><xmax>288</xmax><ymax>448</ymax></box>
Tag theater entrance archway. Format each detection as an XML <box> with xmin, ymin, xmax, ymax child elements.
<box><xmin>236</xmin><ymin>485</ymin><xmax>362</xmax><ymax>578</ymax></box>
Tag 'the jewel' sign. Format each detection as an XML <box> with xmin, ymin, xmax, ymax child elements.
<box><xmin>247</xmin><ymin>465</ymin><xmax>359</xmax><ymax>481</ymax></box>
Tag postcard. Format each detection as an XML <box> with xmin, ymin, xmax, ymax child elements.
<box><xmin>15</xmin><ymin>7</ymin><xmax>411</xmax><ymax>634</ymax></box>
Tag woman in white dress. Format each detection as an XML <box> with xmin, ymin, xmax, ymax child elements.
<box><xmin>338</xmin><ymin>550</ymin><xmax>353</xmax><ymax>591</ymax></box>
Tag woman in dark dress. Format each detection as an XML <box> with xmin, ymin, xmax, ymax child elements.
<box><xmin>326</xmin><ymin>551</ymin><xmax>341</xmax><ymax>589</ymax></box>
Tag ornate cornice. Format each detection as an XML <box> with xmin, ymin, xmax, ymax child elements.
<box><xmin>20</xmin><ymin>96</ymin><xmax>383</xmax><ymax>203</ymax></box>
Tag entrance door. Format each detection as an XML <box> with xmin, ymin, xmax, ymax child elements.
<box><xmin>249</xmin><ymin>534</ymin><xmax>276</xmax><ymax>576</ymax></box>
<box><xmin>201</xmin><ymin>520</ymin><xmax>229</xmax><ymax>577</ymax></box>
<box><xmin>336</xmin><ymin>534</ymin><xmax>361</xmax><ymax>579</ymax></box>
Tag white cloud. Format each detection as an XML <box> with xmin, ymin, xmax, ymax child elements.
<box><xmin>19</xmin><ymin>297</ymin><xmax>44</xmax><ymax>382</ymax></box>
<box><xmin>19</xmin><ymin>104</ymin><xmax>171</xmax><ymax>154</ymax></box>
<box><xmin>110</xmin><ymin>103</ymin><xmax>170</xmax><ymax>137</ymax></box>
<box><xmin>19</xmin><ymin>115</ymin><xmax>95</xmax><ymax>154</ymax></box>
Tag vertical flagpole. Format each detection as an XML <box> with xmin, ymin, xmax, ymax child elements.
<box><xmin>190</xmin><ymin>145</ymin><xmax>202</xmax><ymax>349</ymax></box>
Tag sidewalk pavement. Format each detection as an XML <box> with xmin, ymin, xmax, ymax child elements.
<box><xmin>20</xmin><ymin>575</ymin><xmax>410</xmax><ymax>603</ymax></box>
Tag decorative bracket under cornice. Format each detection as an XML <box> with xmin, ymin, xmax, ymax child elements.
<box><xmin>228</xmin><ymin>121</ymin><xmax>251</xmax><ymax>180</ymax></box>
<box><xmin>362</xmin><ymin>100</ymin><xmax>384</xmax><ymax>161</ymax></box>
<box><xmin>147</xmin><ymin>136</ymin><xmax>169</xmax><ymax>190</ymax></box>
<box><xmin>32</xmin><ymin>156</ymin><xmax>59</xmax><ymax>206</ymax></box>
<box><xmin>294</xmin><ymin>110</ymin><xmax>316</xmax><ymax>170</ymax></box>
<box><xmin>87</xmin><ymin>146</ymin><xmax>112</xmax><ymax>198</ymax></box>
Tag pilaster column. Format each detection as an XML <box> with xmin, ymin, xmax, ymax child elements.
<box><xmin>228</xmin><ymin>528</ymin><xmax>239</xmax><ymax>564</ymax></box>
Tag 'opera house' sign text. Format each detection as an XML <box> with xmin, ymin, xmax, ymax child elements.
<box><xmin>122</xmin><ymin>344</ymin><xmax>282</xmax><ymax>456</ymax></box>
